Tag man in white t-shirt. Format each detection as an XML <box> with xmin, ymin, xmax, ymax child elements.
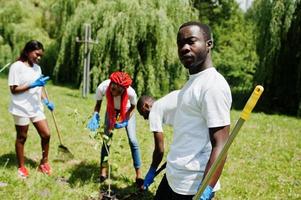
<box><xmin>87</xmin><ymin>71</ymin><xmax>143</xmax><ymax>187</ymax></box>
<box><xmin>137</xmin><ymin>90</ymin><xmax>179</xmax><ymax>190</ymax></box>
<box><xmin>154</xmin><ymin>22</ymin><xmax>232</xmax><ymax>200</ymax></box>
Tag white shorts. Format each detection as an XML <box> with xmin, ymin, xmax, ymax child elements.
<box><xmin>13</xmin><ymin>114</ymin><xmax>46</xmax><ymax>126</ymax></box>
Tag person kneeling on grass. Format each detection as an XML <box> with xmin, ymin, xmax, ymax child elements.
<box><xmin>8</xmin><ymin>40</ymin><xmax>54</xmax><ymax>178</ymax></box>
<box><xmin>87</xmin><ymin>71</ymin><xmax>143</xmax><ymax>187</ymax></box>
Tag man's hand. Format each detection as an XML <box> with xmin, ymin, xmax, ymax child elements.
<box><xmin>87</xmin><ymin>112</ymin><xmax>100</xmax><ymax>131</ymax></box>
<box><xmin>199</xmin><ymin>185</ymin><xmax>213</xmax><ymax>200</ymax></box>
<box><xmin>42</xmin><ymin>99</ymin><xmax>55</xmax><ymax>111</ymax></box>
<box><xmin>143</xmin><ymin>166</ymin><xmax>157</xmax><ymax>190</ymax></box>
<box><xmin>29</xmin><ymin>76</ymin><xmax>50</xmax><ymax>88</ymax></box>
<box><xmin>114</xmin><ymin>120</ymin><xmax>128</xmax><ymax>129</ymax></box>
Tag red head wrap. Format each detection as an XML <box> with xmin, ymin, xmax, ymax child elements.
<box><xmin>106</xmin><ymin>71</ymin><xmax>133</xmax><ymax>129</ymax></box>
<box><xmin>109</xmin><ymin>71</ymin><xmax>132</xmax><ymax>88</ymax></box>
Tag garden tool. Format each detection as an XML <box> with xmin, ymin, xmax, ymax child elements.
<box><xmin>154</xmin><ymin>162</ymin><xmax>167</xmax><ymax>177</ymax></box>
<box><xmin>43</xmin><ymin>87</ymin><xmax>74</xmax><ymax>159</ymax></box>
<box><xmin>0</xmin><ymin>62</ymin><xmax>11</xmax><ymax>73</ymax></box>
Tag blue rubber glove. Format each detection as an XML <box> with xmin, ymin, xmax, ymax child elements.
<box><xmin>29</xmin><ymin>76</ymin><xmax>50</xmax><ymax>88</ymax></box>
<box><xmin>87</xmin><ymin>112</ymin><xmax>100</xmax><ymax>131</ymax></box>
<box><xmin>200</xmin><ymin>185</ymin><xmax>213</xmax><ymax>200</ymax></box>
<box><xmin>143</xmin><ymin>166</ymin><xmax>157</xmax><ymax>190</ymax></box>
<box><xmin>114</xmin><ymin>120</ymin><xmax>128</xmax><ymax>129</ymax></box>
<box><xmin>42</xmin><ymin>99</ymin><xmax>55</xmax><ymax>111</ymax></box>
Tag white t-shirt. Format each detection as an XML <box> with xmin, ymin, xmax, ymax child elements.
<box><xmin>95</xmin><ymin>79</ymin><xmax>137</xmax><ymax>110</ymax></box>
<box><xmin>166</xmin><ymin>67</ymin><xmax>232</xmax><ymax>195</ymax></box>
<box><xmin>149</xmin><ymin>90</ymin><xmax>180</xmax><ymax>133</ymax></box>
<box><xmin>8</xmin><ymin>61</ymin><xmax>44</xmax><ymax>117</ymax></box>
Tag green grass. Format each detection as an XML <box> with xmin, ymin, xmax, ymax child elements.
<box><xmin>0</xmin><ymin>75</ymin><xmax>300</xmax><ymax>199</ymax></box>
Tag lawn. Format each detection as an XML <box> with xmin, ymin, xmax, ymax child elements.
<box><xmin>0</xmin><ymin>74</ymin><xmax>300</xmax><ymax>200</ymax></box>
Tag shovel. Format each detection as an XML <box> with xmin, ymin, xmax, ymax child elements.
<box><xmin>43</xmin><ymin>87</ymin><xmax>74</xmax><ymax>159</ymax></box>
<box><xmin>0</xmin><ymin>62</ymin><xmax>11</xmax><ymax>73</ymax></box>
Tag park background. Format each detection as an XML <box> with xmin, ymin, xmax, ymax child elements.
<box><xmin>0</xmin><ymin>0</ymin><xmax>300</xmax><ymax>199</ymax></box>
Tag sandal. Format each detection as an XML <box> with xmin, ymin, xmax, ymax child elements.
<box><xmin>38</xmin><ymin>163</ymin><xmax>51</xmax><ymax>175</ymax></box>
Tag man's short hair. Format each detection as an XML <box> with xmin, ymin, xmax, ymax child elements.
<box><xmin>137</xmin><ymin>95</ymin><xmax>154</xmax><ymax>113</ymax></box>
<box><xmin>179</xmin><ymin>21</ymin><xmax>213</xmax><ymax>41</ymax></box>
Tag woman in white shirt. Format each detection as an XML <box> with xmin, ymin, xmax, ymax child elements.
<box><xmin>87</xmin><ymin>71</ymin><xmax>143</xmax><ymax>187</ymax></box>
<box><xmin>8</xmin><ymin>40</ymin><xmax>54</xmax><ymax>178</ymax></box>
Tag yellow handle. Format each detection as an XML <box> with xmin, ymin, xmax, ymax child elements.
<box><xmin>240</xmin><ymin>85</ymin><xmax>264</xmax><ymax>120</ymax></box>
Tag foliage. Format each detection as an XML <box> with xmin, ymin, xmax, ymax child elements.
<box><xmin>249</xmin><ymin>0</ymin><xmax>301</xmax><ymax>115</ymax></box>
<box><xmin>52</xmin><ymin>0</ymin><xmax>197</xmax><ymax>97</ymax></box>
<box><xmin>10</xmin><ymin>0</ymin><xmax>301</xmax><ymax>115</ymax></box>
<box><xmin>0</xmin><ymin>0</ymin><xmax>259</xmax><ymax>98</ymax></box>
<box><xmin>51</xmin><ymin>0</ymin><xmax>258</xmax><ymax>96</ymax></box>
<box><xmin>0</xmin><ymin>76</ymin><xmax>300</xmax><ymax>199</ymax></box>
<box><xmin>192</xmin><ymin>0</ymin><xmax>258</xmax><ymax>94</ymax></box>
<box><xmin>0</xmin><ymin>0</ymin><xmax>52</xmax><ymax>70</ymax></box>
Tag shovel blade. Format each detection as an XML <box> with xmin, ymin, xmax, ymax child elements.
<box><xmin>99</xmin><ymin>190</ymin><xmax>118</xmax><ymax>200</ymax></box>
<box><xmin>58</xmin><ymin>145</ymin><xmax>74</xmax><ymax>159</ymax></box>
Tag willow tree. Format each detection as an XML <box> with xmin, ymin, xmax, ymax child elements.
<box><xmin>250</xmin><ymin>0</ymin><xmax>301</xmax><ymax>115</ymax></box>
<box><xmin>192</xmin><ymin>0</ymin><xmax>258</xmax><ymax>97</ymax></box>
<box><xmin>0</xmin><ymin>0</ymin><xmax>51</xmax><ymax>69</ymax></box>
<box><xmin>52</xmin><ymin>0</ymin><xmax>198</xmax><ymax>97</ymax></box>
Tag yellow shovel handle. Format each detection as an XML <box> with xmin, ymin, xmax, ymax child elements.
<box><xmin>240</xmin><ymin>85</ymin><xmax>264</xmax><ymax>120</ymax></box>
